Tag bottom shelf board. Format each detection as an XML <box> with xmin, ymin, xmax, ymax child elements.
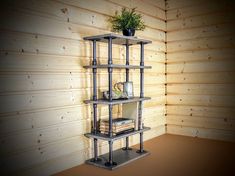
<box><xmin>85</xmin><ymin>148</ymin><xmax>150</xmax><ymax>170</ymax></box>
<box><xmin>85</xmin><ymin>127</ymin><xmax>151</xmax><ymax>141</ymax></box>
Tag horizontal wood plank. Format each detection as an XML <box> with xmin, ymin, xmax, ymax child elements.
<box><xmin>0</xmin><ymin>9</ymin><xmax>165</xmax><ymax>42</ymax></box>
<box><xmin>0</xmin><ymin>30</ymin><xmax>165</xmax><ymax>58</ymax></box>
<box><xmin>167</xmin><ymin>72</ymin><xmax>235</xmax><ymax>84</ymax></box>
<box><xmin>167</xmin><ymin>1</ymin><xmax>233</xmax><ymax>20</ymax></box>
<box><xmin>167</xmin><ymin>11</ymin><xmax>235</xmax><ymax>31</ymax></box>
<box><xmin>167</xmin><ymin>84</ymin><xmax>235</xmax><ymax>95</ymax></box>
<box><xmin>107</xmin><ymin>0</ymin><xmax>166</xmax><ymax>20</ymax></box>
<box><xmin>167</xmin><ymin>23</ymin><xmax>235</xmax><ymax>42</ymax></box>
<box><xmin>167</xmin><ymin>48</ymin><xmax>235</xmax><ymax>63</ymax></box>
<box><xmin>167</xmin><ymin>115</ymin><xmax>235</xmax><ymax>131</ymax></box>
<box><xmin>167</xmin><ymin>105</ymin><xmax>235</xmax><ymax>119</ymax></box>
<box><xmin>167</xmin><ymin>35</ymin><xmax>235</xmax><ymax>53</ymax></box>
<box><xmin>167</xmin><ymin>94</ymin><xmax>235</xmax><ymax>107</ymax></box>
<box><xmin>167</xmin><ymin>124</ymin><xmax>235</xmax><ymax>142</ymax></box>
<box><xmin>167</xmin><ymin>60</ymin><xmax>235</xmax><ymax>73</ymax></box>
<box><xmin>166</xmin><ymin>0</ymin><xmax>207</xmax><ymax>10</ymax></box>
<box><xmin>144</xmin><ymin>0</ymin><xmax>165</xmax><ymax>10</ymax></box>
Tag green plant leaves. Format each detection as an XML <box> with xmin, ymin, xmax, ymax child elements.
<box><xmin>108</xmin><ymin>7</ymin><xmax>146</xmax><ymax>32</ymax></box>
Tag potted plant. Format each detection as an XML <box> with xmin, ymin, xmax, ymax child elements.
<box><xmin>108</xmin><ymin>7</ymin><xmax>146</xmax><ymax>36</ymax></box>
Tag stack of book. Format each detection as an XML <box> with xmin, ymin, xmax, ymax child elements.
<box><xmin>99</xmin><ymin>118</ymin><xmax>135</xmax><ymax>135</ymax></box>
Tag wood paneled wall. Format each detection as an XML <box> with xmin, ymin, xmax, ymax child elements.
<box><xmin>3</xmin><ymin>0</ymin><xmax>235</xmax><ymax>175</ymax></box>
<box><xmin>166</xmin><ymin>0</ymin><xmax>235</xmax><ymax>141</ymax></box>
<box><xmin>0</xmin><ymin>0</ymin><xmax>166</xmax><ymax>175</ymax></box>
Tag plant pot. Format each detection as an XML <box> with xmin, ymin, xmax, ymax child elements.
<box><xmin>122</xmin><ymin>29</ymin><xmax>135</xmax><ymax>36</ymax></box>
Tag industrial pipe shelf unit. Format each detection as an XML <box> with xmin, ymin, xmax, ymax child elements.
<box><xmin>83</xmin><ymin>33</ymin><xmax>152</xmax><ymax>170</ymax></box>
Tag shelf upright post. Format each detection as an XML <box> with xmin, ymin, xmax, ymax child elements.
<box><xmin>125</xmin><ymin>41</ymin><xmax>130</xmax><ymax>82</ymax></box>
<box><xmin>105</xmin><ymin>36</ymin><xmax>117</xmax><ymax>167</ymax></box>
<box><xmin>91</xmin><ymin>40</ymin><xmax>101</xmax><ymax>162</ymax></box>
<box><xmin>138</xmin><ymin>42</ymin><xmax>145</xmax><ymax>153</ymax></box>
<box><xmin>108</xmin><ymin>37</ymin><xmax>113</xmax><ymax>138</ymax></box>
<box><xmin>123</xmin><ymin>40</ymin><xmax>132</xmax><ymax>150</ymax></box>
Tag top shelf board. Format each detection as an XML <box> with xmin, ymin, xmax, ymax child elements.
<box><xmin>83</xmin><ymin>64</ymin><xmax>152</xmax><ymax>69</ymax></box>
<box><xmin>83</xmin><ymin>33</ymin><xmax>152</xmax><ymax>45</ymax></box>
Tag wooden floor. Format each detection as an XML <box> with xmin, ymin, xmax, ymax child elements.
<box><xmin>54</xmin><ymin>134</ymin><xmax>235</xmax><ymax>176</ymax></box>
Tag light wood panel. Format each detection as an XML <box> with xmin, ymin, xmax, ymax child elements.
<box><xmin>0</xmin><ymin>7</ymin><xmax>165</xmax><ymax>42</ymax></box>
<box><xmin>167</xmin><ymin>124</ymin><xmax>235</xmax><ymax>142</ymax></box>
<box><xmin>166</xmin><ymin>0</ymin><xmax>206</xmax><ymax>10</ymax></box>
<box><xmin>167</xmin><ymin>11</ymin><xmax>235</xmax><ymax>31</ymax></box>
<box><xmin>167</xmin><ymin>95</ymin><xmax>235</xmax><ymax>107</ymax></box>
<box><xmin>167</xmin><ymin>84</ymin><xmax>235</xmax><ymax>96</ymax></box>
<box><xmin>144</xmin><ymin>0</ymin><xmax>166</xmax><ymax>10</ymax></box>
<box><xmin>167</xmin><ymin>72</ymin><xmax>235</xmax><ymax>84</ymax></box>
<box><xmin>167</xmin><ymin>105</ymin><xmax>235</xmax><ymax>119</ymax></box>
<box><xmin>0</xmin><ymin>72</ymin><xmax>165</xmax><ymax>93</ymax></box>
<box><xmin>0</xmin><ymin>30</ymin><xmax>165</xmax><ymax>57</ymax></box>
<box><xmin>167</xmin><ymin>1</ymin><xmax>234</xmax><ymax>20</ymax></box>
<box><xmin>107</xmin><ymin>0</ymin><xmax>166</xmax><ymax>20</ymax></box>
<box><xmin>167</xmin><ymin>48</ymin><xmax>235</xmax><ymax>63</ymax></box>
<box><xmin>15</xmin><ymin>125</ymin><xmax>165</xmax><ymax>176</ymax></box>
<box><xmin>166</xmin><ymin>0</ymin><xmax>235</xmax><ymax>142</ymax></box>
<box><xmin>167</xmin><ymin>35</ymin><xmax>235</xmax><ymax>53</ymax></box>
<box><xmin>167</xmin><ymin>23</ymin><xmax>235</xmax><ymax>42</ymax></box>
<box><xmin>167</xmin><ymin>115</ymin><xmax>235</xmax><ymax>131</ymax></box>
<box><xmin>0</xmin><ymin>0</ymin><xmax>166</xmax><ymax>175</ymax></box>
<box><xmin>167</xmin><ymin>60</ymin><xmax>235</xmax><ymax>73</ymax></box>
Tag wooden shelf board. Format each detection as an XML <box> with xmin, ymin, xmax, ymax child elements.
<box><xmin>84</xmin><ymin>97</ymin><xmax>151</xmax><ymax>105</ymax></box>
<box><xmin>83</xmin><ymin>64</ymin><xmax>152</xmax><ymax>69</ymax></box>
<box><xmin>83</xmin><ymin>33</ymin><xmax>152</xmax><ymax>45</ymax></box>
<box><xmin>84</xmin><ymin>127</ymin><xmax>151</xmax><ymax>141</ymax></box>
<box><xmin>86</xmin><ymin>148</ymin><xmax>150</xmax><ymax>170</ymax></box>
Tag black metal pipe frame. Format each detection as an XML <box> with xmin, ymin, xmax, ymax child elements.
<box><xmin>92</xmin><ymin>40</ymin><xmax>100</xmax><ymax>162</ymax></box>
<box><xmin>139</xmin><ymin>42</ymin><xmax>144</xmax><ymax>153</ymax></box>
<box><xmin>85</xmin><ymin>35</ymin><xmax>151</xmax><ymax>169</ymax></box>
<box><xmin>92</xmin><ymin>40</ymin><xmax>97</xmax><ymax>132</ymax></box>
<box><xmin>108</xmin><ymin>37</ymin><xmax>113</xmax><ymax>137</ymax></box>
<box><xmin>106</xmin><ymin>37</ymin><xmax>117</xmax><ymax>166</ymax></box>
<box><xmin>123</xmin><ymin>42</ymin><xmax>132</xmax><ymax>150</ymax></box>
<box><xmin>125</xmin><ymin>43</ymin><xmax>130</xmax><ymax>82</ymax></box>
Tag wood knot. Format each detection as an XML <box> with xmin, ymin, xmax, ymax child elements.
<box><xmin>61</xmin><ymin>8</ymin><xmax>68</xmax><ymax>14</ymax></box>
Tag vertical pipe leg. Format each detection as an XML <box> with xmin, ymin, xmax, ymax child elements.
<box><xmin>125</xmin><ymin>43</ymin><xmax>129</xmax><ymax>82</ymax></box>
<box><xmin>137</xmin><ymin>42</ymin><xmax>146</xmax><ymax>153</ymax></box>
<box><xmin>140</xmin><ymin>42</ymin><xmax>144</xmax><ymax>98</ymax></box>
<box><xmin>91</xmin><ymin>40</ymin><xmax>101</xmax><ymax>162</ymax></box>
<box><xmin>109</xmin><ymin>141</ymin><xmax>113</xmax><ymax>164</ymax></box>
<box><xmin>93</xmin><ymin>138</ymin><xmax>98</xmax><ymax>161</ymax></box>
<box><xmin>140</xmin><ymin>132</ymin><xmax>144</xmax><ymax>152</ymax></box>
<box><xmin>92</xmin><ymin>40</ymin><xmax>97</xmax><ymax>134</ymax></box>
<box><xmin>107</xmin><ymin>37</ymin><xmax>113</xmax><ymax>138</ymax></box>
<box><xmin>122</xmin><ymin>136</ymin><xmax>132</xmax><ymax>150</ymax></box>
<box><xmin>105</xmin><ymin>37</ymin><xmax>116</xmax><ymax>166</ymax></box>
<box><xmin>108</xmin><ymin>104</ymin><xmax>113</xmax><ymax>137</ymax></box>
<box><xmin>109</xmin><ymin>141</ymin><xmax>113</xmax><ymax>163</ymax></box>
<box><xmin>105</xmin><ymin>141</ymin><xmax>117</xmax><ymax>166</ymax></box>
<box><xmin>122</xmin><ymin>43</ymin><xmax>132</xmax><ymax>150</ymax></box>
<box><xmin>93</xmin><ymin>104</ymin><xmax>98</xmax><ymax>161</ymax></box>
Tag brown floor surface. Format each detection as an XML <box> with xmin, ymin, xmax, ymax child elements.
<box><xmin>54</xmin><ymin>134</ymin><xmax>235</xmax><ymax>176</ymax></box>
